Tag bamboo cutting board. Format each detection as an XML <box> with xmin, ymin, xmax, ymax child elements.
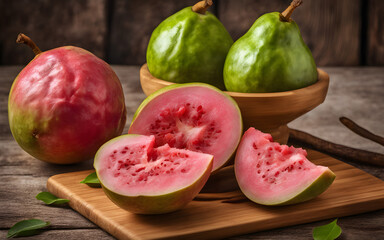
<box><xmin>47</xmin><ymin>150</ymin><xmax>384</xmax><ymax>240</ymax></box>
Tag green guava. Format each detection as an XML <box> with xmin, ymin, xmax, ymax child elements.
<box><xmin>224</xmin><ymin>1</ymin><xmax>317</xmax><ymax>93</ymax></box>
<box><xmin>147</xmin><ymin>1</ymin><xmax>233</xmax><ymax>90</ymax></box>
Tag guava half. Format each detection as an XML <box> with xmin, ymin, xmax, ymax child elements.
<box><xmin>235</xmin><ymin>128</ymin><xmax>335</xmax><ymax>206</ymax></box>
<box><xmin>94</xmin><ymin>134</ymin><xmax>213</xmax><ymax>214</ymax></box>
<box><xmin>129</xmin><ymin>83</ymin><xmax>242</xmax><ymax>172</ymax></box>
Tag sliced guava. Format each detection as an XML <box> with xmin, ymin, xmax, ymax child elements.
<box><xmin>129</xmin><ymin>83</ymin><xmax>242</xmax><ymax>172</ymax></box>
<box><xmin>235</xmin><ymin>128</ymin><xmax>335</xmax><ymax>206</ymax></box>
<box><xmin>94</xmin><ymin>134</ymin><xmax>213</xmax><ymax>214</ymax></box>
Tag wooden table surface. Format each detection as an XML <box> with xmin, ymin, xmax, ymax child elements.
<box><xmin>0</xmin><ymin>66</ymin><xmax>383</xmax><ymax>239</ymax></box>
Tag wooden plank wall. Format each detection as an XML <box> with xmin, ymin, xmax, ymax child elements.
<box><xmin>367</xmin><ymin>0</ymin><xmax>384</xmax><ymax>65</ymax></box>
<box><xmin>219</xmin><ymin>0</ymin><xmax>361</xmax><ymax>66</ymax></box>
<box><xmin>0</xmin><ymin>0</ymin><xmax>108</xmax><ymax>65</ymax></box>
<box><xmin>0</xmin><ymin>0</ymin><xmax>382</xmax><ymax>66</ymax></box>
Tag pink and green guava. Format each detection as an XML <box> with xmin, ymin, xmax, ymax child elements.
<box><xmin>235</xmin><ymin>128</ymin><xmax>335</xmax><ymax>206</ymax></box>
<box><xmin>94</xmin><ymin>134</ymin><xmax>213</xmax><ymax>214</ymax></box>
<box><xmin>8</xmin><ymin>44</ymin><xmax>126</xmax><ymax>164</ymax></box>
<box><xmin>129</xmin><ymin>83</ymin><xmax>242</xmax><ymax>172</ymax></box>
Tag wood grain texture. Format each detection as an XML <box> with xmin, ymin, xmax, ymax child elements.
<box><xmin>0</xmin><ymin>229</ymin><xmax>111</xmax><ymax>240</ymax></box>
<box><xmin>367</xmin><ymin>0</ymin><xmax>384</xmax><ymax>65</ymax></box>
<box><xmin>0</xmin><ymin>66</ymin><xmax>383</xmax><ymax>239</ymax></box>
<box><xmin>108</xmin><ymin>0</ymin><xmax>214</xmax><ymax>65</ymax></box>
<box><xmin>0</xmin><ymin>175</ymin><xmax>97</xmax><ymax>229</ymax></box>
<box><xmin>0</xmin><ymin>0</ymin><xmax>382</xmax><ymax>66</ymax></box>
<box><xmin>0</xmin><ymin>0</ymin><xmax>108</xmax><ymax>65</ymax></box>
<box><xmin>218</xmin><ymin>0</ymin><xmax>361</xmax><ymax>66</ymax></box>
<box><xmin>289</xmin><ymin>67</ymin><xmax>384</xmax><ymax>155</ymax></box>
<box><xmin>47</xmin><ymin>151</ymin><xmax>384</xmax><ymax>240</ymax></box>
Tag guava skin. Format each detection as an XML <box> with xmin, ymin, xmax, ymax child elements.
<box><xmin>8</xmin><ymin>46</ymin><xmax>127</xmax><ymax>164</ymax></box>
<box><xmin>147</xmin><ymin>7</ymin><xmax>233</xmax><ymax>90</ymax></box>
<box><xmin>275</xmin><ymin>169</ymin><xmax>336</xmax><ymax>206</ymax></box>
<box><xmin>224</xmin><ymin>12</ymin><xmax>317</xmax><ymax>93</ymax></box>
<box><xmin>99</xmin><ymin>164</ymin><xmax>212</xmax><ymax>214</ymax></box>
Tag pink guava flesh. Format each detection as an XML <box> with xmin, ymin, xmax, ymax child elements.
<box><xmin>8</xmin><ymin>46</ymin><xmax>126</xmax><ymax>164</ymax></box>
<box><xmin>94</xmin><ymin>134</ymin><xmax>213</xmax><ymax>214</ymax></box>
<box><xmin>235</xmin><ymin>128</ymin><xmax>335</xmax><ymax>205</ymax></box>
<box><xmin>129</xmin><ymin>84</ymin><xmax>242</xmax><ymax>172</ymax></box>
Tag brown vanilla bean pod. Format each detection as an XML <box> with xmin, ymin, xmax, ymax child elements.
<box><xmin>201</xmin><ymin>165</ymin><xmax>240</xmax><ymax>193</ymax></box>
<box><xmin>289</xmin><ymin>128</ymin><xmax>384</xmax><ymax>167</ymax></box>
<box><xmin>222</xmin><ymin>196</ymin><xmax>248</xmax><ymax>204</ymax></box>
<box><xmin>340</xmin><ymin>117</ymin><xmax>384</xmax><ymax>146</ymax></box>
<box><xmin>194</xmin><ymin>191</ymin><xmax>243</xmax><ymax>201</ymax></box>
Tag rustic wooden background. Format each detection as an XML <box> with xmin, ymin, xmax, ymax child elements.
<box><xmin>0</xmin><ymin>0</ymin><xmax>383</xmax><ymax>66</ymax></box>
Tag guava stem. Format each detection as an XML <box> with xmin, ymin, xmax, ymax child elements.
<box><xmin>279</xmin><ymin>0</ymin><xmax>302</xmax><ymax>22</ymax></box>
<box><xmin>192</xmin><ymin>0</ymin><xmax>213</xmax><ymax>14</ymax></box>
<box><xmin>16</xmin><ymin>33</ymin><xmax>42</xmax><ymax>55</ymax></box>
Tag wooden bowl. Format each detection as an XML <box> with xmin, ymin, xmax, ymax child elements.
<box><xmin>140</xmin><ymin>64</ymin><xmax>329</xmax><ymax>144</ymax></box>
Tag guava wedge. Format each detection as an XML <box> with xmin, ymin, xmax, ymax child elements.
<box><xmin>129</xmin><ymin>83</ymin><xmax>242</xmax><ymax>172</ymax></box>
<box><xmin>235</xmin><ymin>128</ymin><xmax>335</xmax><ymax>206</ymax></box>
<box><xmin>94</xmin><ymin>134</ymin><xmax>213</xmax><ymax>214</ymax></box>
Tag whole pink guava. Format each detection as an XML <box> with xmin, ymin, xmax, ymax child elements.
<box><xmin>8</xmin><ymin>34</ymin><xmax>126</xmax><ymax>164</ymax></box>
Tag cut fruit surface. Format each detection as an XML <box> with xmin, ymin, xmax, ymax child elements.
<box><xmin>94</xmin><ymin>134</ymin><xmax>213</xmax><ymax>214</ymax></box>
<box><xmin>129</xmin><ymin>83</ymin><xmax>242</xmax><ymax>172</ymax></box>
<box><xmin>235</xmin><ymin>128</ymin><xmax>335</xmax><ymax>206</ymax></box>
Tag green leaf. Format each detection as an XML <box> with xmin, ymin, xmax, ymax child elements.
<box><xmin>313</xmin><ymin>219</ymin><xmax>342</xmax><ymax>240</ymax></box>
<box><xmin>7</xmin><ymin>219</ymin><xmax>50</xmax><ymax>238</ymax></box>
<box><xmin>80</xmin><ymin>172</ymin><xmax>101</xmax><ymax>188</ymax></box>
<box><xmin>36</xmin><ymin>191</ymin><xmax>69</xmax><ymax>205</ymax></box>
